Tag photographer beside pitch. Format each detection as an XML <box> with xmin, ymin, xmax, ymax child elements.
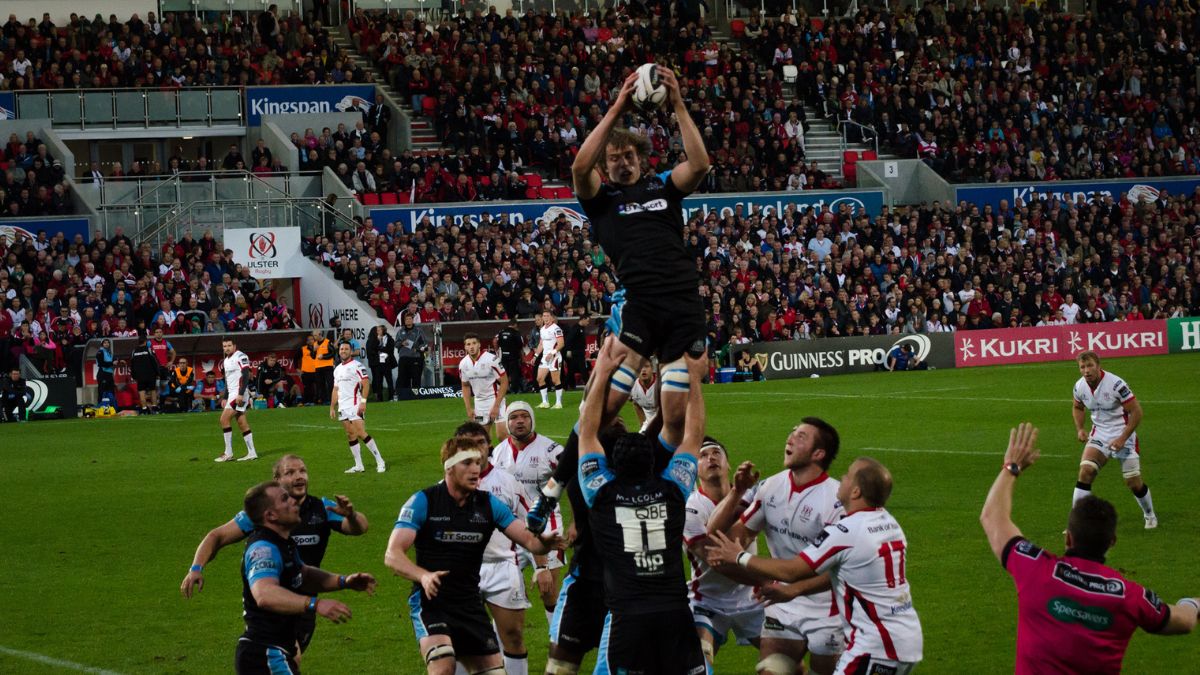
<box><xmin>980</xmin><ymin>423</ymin><xmax>1198</xmax><ymax>674</ymax></box>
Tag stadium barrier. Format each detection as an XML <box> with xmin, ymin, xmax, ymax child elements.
<box><xmin>953</xmin><ymin>321</ymin><xmax>1168</xmax><ymax>368</ymax></box>
<box><xmin>731</xmin><ymin>333</ymin><xmax>957</xmax><ymax>380</ymax></box>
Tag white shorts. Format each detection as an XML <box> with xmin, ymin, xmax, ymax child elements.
<box><xmin>835</xmin><ymin>651</ymin><xmax>917</xmax><ymax>675</ymax></box>
<box><xmin>691</xmin><ymin>601</ymin><xmax>763</xmax><ymax>647</ymax></box>
<box><xmin>761</xmin><ymin>601</ymin><xmax>844</xmax><ymax>656</ymax></box>
<box><xmin>1086</xmin><ymin>432</ymin><xmax>1140</xmax><ymax>476</ymax></box>
<box><xmin>473</xmin><ymin>397</ymin><xmax>507</xmax><ymax>424</ymax></box>
<box><xmin>224</xmin><ymin>396</ymin><xmax>249</xmax><ymax>413</ymax></box>
<box><xmin>519</xmin><ymin>513</ymin><xmax>565</xmax><ymax>571</ymax></box>
<box><xmin>479</xmin><ymin>558</ymin><xmax>530</xmax><ymax>611</ymax></box>
<box><xmin>539</xmin><ymin>352</ymin><xmax>561</xmax><ymax>372</ymax></box>
<box><xmin>338</xmin><ymin>405</ymin><xmax>364</xmax><ymax>422</ymax></box>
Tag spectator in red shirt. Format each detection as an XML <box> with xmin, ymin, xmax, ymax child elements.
<box><xmin>981</xmin><ymin>423</ymin><xmax>1199</xmax><ymax>674</ymax></box>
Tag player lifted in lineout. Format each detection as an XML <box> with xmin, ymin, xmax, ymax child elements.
<box><xmin>534</xmin><ymin>310</ymin><xmax>565</xmax><ymax>410</ymax></box>
<box><xmin>459</xmin><ymin>332</ymin><xmax>510</xmax><ymax>439</ymax></box>
<box><xmin>332</xmin><ymin>341</ymin><xmax>386</xmax><ymax>474</ymax></box>
<box><xmin>1070</xmin><ymin>351</ymin><xmax>1157</xmax><ymax>528</ymax></box>
<box><xmin>214</xmin><ymin>336</ymin><xmax>259</xmax><ymax>462</ymax></box>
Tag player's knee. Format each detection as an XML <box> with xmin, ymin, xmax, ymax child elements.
<box><xmin>1078</xmin><ymin>459</ymin><xmax>1100</xmax><ymax>482</ymax></box>
<box><xmin>498</xmin><ymin>626</ymin><xmax>525</xmax><ymax>652</ymax></box>
<box><xmin>755</xmin><ymin>653</ymin><xmax>798</xmax><ymax>675</ymax></box>
<box><xmin>423</xmin><ymin>643</ymin><xmax>455</xmax><ymax>665</ymax></box>
<box><xmin>609</xmin><ymin>365</ymin><xmax>636</xmax><ymax>395</ymax></box>
<box><xmin>1123</xmin><ymin>471</ymin><xmax>1143</xmax><ymax>486</ymax></box>
<box><xmin>661</xmin><ymin>357</ymin><xmax>689</xmax><ymax>393</ymax></box>
<box><xmin>544</xmin><ymin>658</ymin><xmax>579</xmax><ymax>675</ymax></box>
<box><xmin>469</xmin><ymin>667</ymin><xmax>505</xmax><ymax>675</ymax></box>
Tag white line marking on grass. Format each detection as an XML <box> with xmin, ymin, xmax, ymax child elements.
<box><xmin>0</xmin><ymin>646</ymin><xmax>125</xmax><ymax>674</ymax></box>
<box><xmin>714</xmin><ymin>392</ymin><xmax>1200</xmax><ymax>405</ymax></box>
<box><xmin>861</xmin><ymin>446</ymin><xmax>1068</xmax><ymax>458</ymax></box>
<box><xmin>286</xmin><ymin>419</ymin><xmax>460</xmax><ymax>431</ymax></box>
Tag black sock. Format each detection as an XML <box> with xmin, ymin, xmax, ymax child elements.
<box><xmin>1075</xmin><ymin>481</ymin><xmax>1092</xmax><ymax>492</ymax></box>
<box><xmin>1133</xmin><ymin>484</ymin><xmax>1149</xmax><ymax>498</ymax></box>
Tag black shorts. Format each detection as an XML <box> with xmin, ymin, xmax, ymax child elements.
<box><xmin>549</xmin><ymin>569</ymin><xmax>606</xmax><ymax>654</ymax></box>
<box><xmin>408</xmin><ymin>589</ymin><xmax>500</xmax><ymax>657</ymax></box>
<box><xmin>135</xmin><ymin>377</ymin><xmax>156</xmax><ymax>392</ymax></box>
<box><xmin>235</xmin><ymin>639</ymin><xmax>299</xmax><ymax>675</ymax></box>
<box><xmin>595</xmin><ymin>606</ymin><xmax>706</xmax><ymax>675</ymax></box>
<box><xmin>611</xmin><ymin>291</ymin><xmax>706</xmax><ymax>363</ymax></box>
<box><xmin>295</xmin><ymin>614</ymin><xmax>316</xmax><ymax>652</ymax></box>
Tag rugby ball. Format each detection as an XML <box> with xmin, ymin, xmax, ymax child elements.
<box><xmin>632</xmin><ymin>63</ymin><xmax>668</xmax><ymax>112</ymax></box>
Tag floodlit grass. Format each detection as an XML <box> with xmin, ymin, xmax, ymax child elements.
<box><xmin>1</xmin><ymin>354</ymin><xmax>1197</xmax><ymax>673</ymax></box>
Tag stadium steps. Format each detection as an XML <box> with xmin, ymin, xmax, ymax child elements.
<box><xmin>331</xmin><ymin>32</ymin><xmax>442</xmax><ymax>152</ymax></box>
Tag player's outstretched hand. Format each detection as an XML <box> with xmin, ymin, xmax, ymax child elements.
<box><xmin>704</xmin><ymin>530</ymin><xmax>744</xmax><ymax>568</ymax></box>
<box><xmin>1005</xmin><ymin>423</ymin><xmax>1041</xmax><ymax>472</ymax></box>
<box><xmin>613</xmin><ymin>71</ymin><xmax>639</xmax><ymax>114</ymax></box>
<box><xmin>656</xmin><ymin>65</ymin><xmax>682</xmax><ymax>108</ymax></box>
<box><xmin>421</xmin><ymin>570</ymin><xmax>448</xmax><ymax>598</ymax></box>
<box><xmin>754</xmin><ymin>582</ymin><xmax>799</xmax><ymax>606</ymax></box>
<box><xmin>733</xmin><ymin>461</ymin><xmax>759</xmax><ymax>494</ymax></box>
<box><xmin>181</xmin><ymin>569</ymin><xmax>204</xmax><ymax>598</ymax></box>
<box><xmin>327</xmin><ymin>495</ymin><xmax>356</xmax><ymax>517</ymax></box>
<box><xmin>343</xmin><ymin>572</ymin><xmax>377</xmax><ymax>595</ymax></box>
<box><xmin>316</xmin><ymin>598</ymin><xmax>352</xmax><ymax>623</ymax></box>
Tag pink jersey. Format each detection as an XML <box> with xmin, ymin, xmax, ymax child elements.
<box><xmin>1003</xmin><ymin>537</ymin><xmax>1170</xmax><ymax>674</ymax></box>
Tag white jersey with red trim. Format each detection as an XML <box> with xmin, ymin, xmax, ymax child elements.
<box><xmin>492</xmin><ymin>433</ymin><xmax>565</xmax><ymax>526</ymax></box>
<box><xmin>459</xmin><ymin>351</ymin><xmax>505</xmax><ymax>403</ymax></box>
<box><xmin>1073</xmin><ymin>370</ymin><xmax>1136</xmax><ymax>441</ymax></box>
<box><xmin>630</xmin><ymin>377</ymin><xmax>658</xmax><ymax>430</ymax></box>
<box><xmin>480</xmin><ymin>462</ymin><xmax>529</xmax><ymax>563</ymax></box>
<box><xmin>741</xmin><ymin>470</ymin><xmax>843</xmax><ymax>617</ymax></box>
<box><xmin>683</xmin><ymin>486</ymin><xmax>759</xmax><ymax>611</ymax></box>
<box><xmin>333</xmin><ymin>359</ymin><xmax>370</xmax><ymax>410</ymax></box>
<box><xmin>798</xmin><ymin>508</ymin><xmax>923</xmax><ymax>664</ymax></box>
<box><xmin>223</xmin><ymin>350</ymin><xmax>250</xmax><ymax>395</ymax></box>
<box><xmin>539</xmin><ymin>323</ymin><xmax>563</xmax><ymax>355</ymax></box>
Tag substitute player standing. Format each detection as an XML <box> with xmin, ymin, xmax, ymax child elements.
<box><xmin>214</xmin><ymin>337</ymin><xmax>259</xmax><ymax>462</ymax></box>
<box><xmin>181</xmin><ymin>455</ymin><xmax>369</xmax><ymax>655</ymax></box>
<box><xmin>704</xmin><ymin>420</ymin><xmax>845</xmax><ymax>675</ymax></box>
<box><xmin>460</xmin><ymin>332</ymin><xmax>510</xmax><ymax>439</ymax></box>
<box><xmin>1070</xmin><ymin>351</ymin><xmax>1156</xmax><ymax>528</ymax></box>
<box><xmin>458</xmin><ymin>422</ymin><xmax>535</xmax><ymax>675</ymax></box>
<box><xmin>534</xmin><ymin>310</ymin><xmax>565</xmax><ymax>409</ymax></box>
<box><xmin>981</xmin><ymin>423</ymin><xmax>1199</xmax><ymax>673</ymax></box>
<box><xmin>386</xmin><ymin>436</ymin><xmax>563</xmax><ymax>675</ymax></box>
<box><xmin>708</xmin><ymin>457</ymin><xmax>924</xmax><ymax>675</ymax></box>
<box><xmin>576</xmin><ymin>339</ymin><xmax>709</xmax><ymax>675</ymax></box>
<box><xmin>332</xmin><ymin>342</ymin><xmax>386</xmax><ymax>474</ymax></box>
<box><xmin>492</xmin><ymin>401</ymin><xmax>565</xmax><ymax>625</ymax></box>
<box><xmin>234</xmin><ymin>480</ymin><xmax>376</xmax><ymax>674</ymax></box>
<box><xmin>629</xmin><ymin>362</ymin><xmax>658</xmax><ymax>432</ymax></box>
<box><xmin>682</xmin><ymin>438</ymin><xmax>763</xmax><ymax>669</ymax></box>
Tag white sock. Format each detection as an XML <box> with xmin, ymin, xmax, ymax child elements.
<box><xmin>364</xmin><ymin>436</ymin><xmax>383</xmax><ymax>463</ymax></box>
<box><xmin>453</xmin><ymin>664</ymin><xmax>468</xmax><ymax>675</ymax></box>
<box><xmin>242</xmin><ymin>432</ymin><xmax>256</xmax><ymax>455</ymax></box>
<box><xmin>1135</xmin><ymin>486</ymin><xmax>1155</xmax><ymax>515</ymax></box>
<box><xmin>540</xmin><ymin>387</ymin><xmax>549</xmax><ymax>404</ymax></box>
<box><xmin>555</xmin><ymin>387</ymin><xmax>563</xmax><ymax>404</ymax></box>
<box><xmin>349</xmin><ymin>442</ymin><xmax>363</xmax><ymax>468</ymax></box>
<box><xmin>503</xmin><ymin>652</ymin><xmax>528</xmax><ymax>675</ymax></box>
<box><xmin>545</xmin><ymin>608</ymin><xmax>555</xmax><ymax>626</ymax></box>
<box><xmin>1072</xmin><ymin>484</ymin><xmax>1091</xmax><ymax>506</ymax></box>
<box><xmin>223</xmin><ymin>429</ymin><xmax>233</xmax><ymax>454</ymax></box>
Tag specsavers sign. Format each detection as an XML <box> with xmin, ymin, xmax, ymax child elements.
<box><xmin>733</xmin><ymin>333</ymin><xmax>956</xmax><ymax>379</ymax></box>
<box><xmin>226</xmin><ymin>228</ymin><xmax>304</xmax><ymax>279</ymax></box>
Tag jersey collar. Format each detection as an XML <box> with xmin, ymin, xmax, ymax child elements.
<box><xmin>509</xmin><ymin>433</ymin><xmax>538</xmax><ymax>460</ymax></box>
<box><xmin>1086</xmin><ymin>370</ymin><xmax>1106</xmax><ymax>393</ymax></box>
<box><xmin>480</xmin><ymin>461</ymin><xmax>494</xmax><ymax>479</ymax></box>
<box><xmin>789</xmin><ymin>471</ymin><xmax>829</xmax><ymax>496</ymax></box>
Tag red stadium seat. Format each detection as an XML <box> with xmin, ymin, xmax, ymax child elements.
<box><xmin>421</xmin><ymin>96</ymin><xmax>437</xmax><ymax>118</ymax></box>
<box><xmin>525</xmin><ymin>187</ymin><xmax>542</xmax><ymax>199</ymax></box>
<box><xmin>354</xmin><ymin>193</ymin><xmax>365</xmax><ymax>203</ymax></box>
<box><xmin>730</xmin><ymin>20</ymin><xmax>746</xmax><ymax>39</ymax></box>
<box><xmin>862</xmin><ymin>150</ymin><xmax>878</xmax><ymax>161</ymax></box>
<box><xmin>381</xmin><ymin>192</ymin><xmax>399</xmax><ymax>205</ymax></box>
<box><xmin>843</xmin><ymin>163</ymin><xmax>857</xmax><ymax>185</ymax></box>
<box><xmin>478</xmin><ymin>175</ymin><xmax>491</xmax><ymax>186</ymax></box>
<box><xmin>524</xmin><ymin>173</ymin><xmax>543</xmax><ymax>188</ymax></box>
<box><xmin>362</xmin><ymin>192</ymin><xmax>380</xmax><ymax>205</ymax></box>
<box><xmin>843</xmin><ymin>150</ymin><xmax>860</xmax><ymax>165</ymax></box>
<box><xmin>397</xmin><ymin>191</ymin><xmax>411</xmax><ymax>204</ymax></box>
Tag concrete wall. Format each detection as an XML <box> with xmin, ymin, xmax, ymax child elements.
<box><xmin>7</xmin><ymin>0</ymin><xmax>154</xmax><ymax>25</ymax></box>
<box><xmin>857</xmin><ymin>159</ymin><xmax>955</xmax><ymax>208</ymax></box>
<box><xmin>0</xmin><ymin>118</ymin><xmax>76</xmax><ymax>179</ymax></box>
<box><xmin>260</xmin><ymin>121</ymin><xmax>299</xmax><ymax>176</ymax></box>
<box><xmin>322</xmin><ymin>165</ymin><xmax>362</xmax><ymax>221</ymax></box>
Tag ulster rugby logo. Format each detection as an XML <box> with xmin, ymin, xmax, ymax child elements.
<box><xmin>249</xmin><ymin>232</ymin><xmax>277</xmax><ymax>259</ymax></box>
<box><xmin>308</xmin><ymin>303</ymin><xmax>324</xmax><ymax>328</ymax></box>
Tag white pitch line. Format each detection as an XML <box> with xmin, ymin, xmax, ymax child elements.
<box><xmin>860</xmin><ymin>446</ymin><xmax>1068</xmax><ymax>458</ymax></box>
<box><xmin>0</xmin><ymin>646</ymin><xmax>124</xmax><ymax>674</ymax></box>
<box><xmin>714</xmin><ymin>391</ymin><xmax>1200</xmax><ymax>405</ymax></box>
<box><xmin>285</xmin><ymin>419</ymin><xmax>460</xmax><ymax>431</ymax></box>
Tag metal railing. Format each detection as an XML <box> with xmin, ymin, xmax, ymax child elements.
<box><xmin>15</xmin><ymin>87</ymin><xmax>244</xmax><ymax>130</ymax></box>
<box><xmin>836</xmin><ymin>119</ymin><xmax>879</xmax><ymax>158</ymax></box>
<box><xmin>135</xmin><ymin>196</ymin><xmax>360</xmax><ymax>252</ymax></box>
<box><xmin>93</xmin><ymin>170</ymin><xmax>321</xmax><ymax>207</ymax></box>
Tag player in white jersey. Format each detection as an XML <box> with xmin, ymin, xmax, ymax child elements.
<box><xmin>1070</xmin><ymin>351</ymin><xmax>1156</xmax><ymax>528</ymax></box>
<box><xmin>533</xmin><ymin>309</ymin><xmax>565</xmax><ymax>409</ymax></box>
<box><xmin>213</xmin><ymin>337</ymin><xmax>259</xmax><ymax>462</ymax></box>
<box><xmin>705</xmin><ymin>418</ymin><xmax>846</xmax><ymax>675</ymax></box>
<box><xmin>454</xmin><ymin>422</ymin><xmax>534</xmax><ymax>675</ymax></box>
<box><xmin>629</xmin><ymin>362</ymin><xmax>659</xmax><ymax>432</ymax></box>
<box><xmin>458</xmin><ymin>332</ymin><xmax>510</xmax><ymax>440</ymax></box>
<box><xmin>709</xmin><ymin>457</ymin><xmax>924</xmax><ymax>675</ymax></box>
<box><xmin>331</xmin><ymin>342</ymin><xmax>386</xmax><ymax>474</ymax></box>
<box><xmin>491</xmin><ymin>400</ymin><xmax>565</xmax><ymax>626</ymax></box>
<box><xmin>682</xmin><ymin>437</ymin><xmax>764</xmax><ymax>669</ymax></box>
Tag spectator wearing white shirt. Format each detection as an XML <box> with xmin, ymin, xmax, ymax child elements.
<box><xmin>1061</xmin><ymin>294</ymin><xmax>1082</xmax><ymax>324</ymax></box>
<box><xmin>807</xmin><ymin>227</ymin><xmax>833</xmax><ymax>260</ymax></box>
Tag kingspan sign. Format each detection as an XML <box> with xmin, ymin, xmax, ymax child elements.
<box><xmin>245</xmin><ymin>85</ymin><xmax>375</xmax><ymax>126</ymax></box>
<box><xmin>732</xmin><ymin>333</ymin><xmax>956</xmax><ymax>380</ymax></box>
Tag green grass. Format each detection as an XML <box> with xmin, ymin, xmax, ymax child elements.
<box><xmin>2</xmin><ymin>354</ymin><xmax>1198</xmax><ymax>674</ymax></box>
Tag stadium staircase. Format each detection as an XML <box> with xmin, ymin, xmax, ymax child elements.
<box><xmin>299</xmin><ymin>256</ymin><xmax>387</xmax><ymax>325</ymax></box>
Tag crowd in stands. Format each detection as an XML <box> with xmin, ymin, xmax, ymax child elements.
<box><xmin>0</xmin><ymin>130</ymin><xmax>75</xmax><ymax>217</ymax></box>
<box><xmin>0</xmin><ymin>5</ymin><xmax>363</xmax><ymax>89</ymax></box>
<box><xmin>0</xmin><ymin>226</ymin><xmax>298</xmax><ymax>376</ymax></box>
<box><xmin>746</xmin><ymin>1</ymin><xmax>1200</xmax><ymax>182</ymax></box>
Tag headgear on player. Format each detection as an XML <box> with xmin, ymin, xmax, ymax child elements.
<box><xmin>506</xmin><ymin>400</ymin><xmax>536</xmax><ymax>430</ymax></box>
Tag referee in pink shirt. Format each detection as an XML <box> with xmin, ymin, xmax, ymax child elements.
<box><xmin>981</xmin><ymin>423</ymin><xmax>1198</xmax><ymax>674</ymax></box>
